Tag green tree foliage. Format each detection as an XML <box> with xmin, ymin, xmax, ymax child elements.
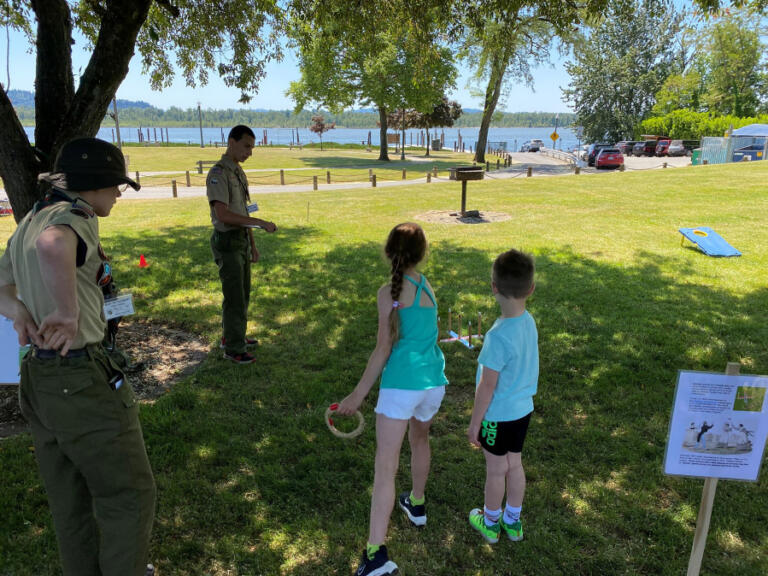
<box><xmin>563</xmin><ymin>0</ymin><xmax>681</xmax><ymax>143</ymax></box>
<box><xmin>460</xmin><ymin>0</ymin><xmax>586</xmax><ymax>163</ymax></box>
<box><xmin>0</xmin><ymin>0</ymin><xmax>283</xmax><ymax>220</ymax></box>
<box><xmin>641</xmin><ymin>109</ymin><xmax>768</xmax><ymax>139</ymax></box>
<box><xmin>700</xmin><ymin>12</ymin><xmax>764</xmax><ymax>116</ymax></box>
<box><xmin>287</xmin><ymin>0</ymin><xmax>456</xmax><ymax>161</ymax></box>
<box><xmin>651</xmin><ymin>72</ymin><xmax>705</xmax><ymax>115</ymax></box>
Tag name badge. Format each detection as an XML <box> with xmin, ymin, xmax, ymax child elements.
<box><xmin>104</xmin><ymin>293</ymin><xmax>135</xmax><ymax>320</ymax></box>
<box><xmin>247</xmin><ymin>202</ymin><xmax>259</xmax><ymax>213</ymax></box>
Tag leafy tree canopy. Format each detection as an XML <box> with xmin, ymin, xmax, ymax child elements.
<box><xmin>0</xmin><ymin>0</ymin><xmax>284</xmax><ymax>219</ymax></box>
<box><xmin>563</xmin><ymin>0</ymin><xmax>681</xmax><ymax>143</ymax></box>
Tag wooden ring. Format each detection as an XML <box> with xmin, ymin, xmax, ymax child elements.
<box><xmin>325</xmin><ymin>403</ymin><xmax>365</xmax><ymax>439</ymax></box>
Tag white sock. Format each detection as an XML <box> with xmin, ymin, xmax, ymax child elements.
<box><xmin>503</xmin><ymin>504</ymin><xmax>522</xmax><ymax>524</ymax></box>
<box><xmin>484</xmin><ymin>506</ymin><xmax>501</xmax><ymax>527</ymax></box>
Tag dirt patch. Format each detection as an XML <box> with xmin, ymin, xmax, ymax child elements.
<box><xmin>0</xmin><ymin>320</ymin><xmax>209</xmax><ymax>439</ymax></box>
<box><xmin>415</xmin><ymin>210</ymin><xmax>512</xmax><ymax>225</ymax></box>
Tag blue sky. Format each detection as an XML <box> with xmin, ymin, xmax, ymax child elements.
<box><xmin>5</xmin><ymin>27</ymin><xmax>573</xmax><ymax>113</ymax></box>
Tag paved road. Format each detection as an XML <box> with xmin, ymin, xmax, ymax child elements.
<box><xmin>0</xmin><ymin>151</ymin><xmax>693</xmax><ymax>202</ymax></box>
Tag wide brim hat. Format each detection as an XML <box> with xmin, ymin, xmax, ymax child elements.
<box><xmin>38</xmin><ymin>137</ymin><xmax>140</xmax><ymax>192</ymax></box>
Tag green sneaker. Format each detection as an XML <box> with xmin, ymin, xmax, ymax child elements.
<box><xmin>468</xmin><ymin>508</ymin><xmax>500</xmax><ymax>544</ymax></box>
<box><xmin>501</xmin><ymin>518</ymin><xmax>524</xmax><ymax>541</ymax></box>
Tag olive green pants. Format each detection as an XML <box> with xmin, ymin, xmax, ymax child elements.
<box><xmin>211</xmin><ymin>229</ymin><xmax>252</xmax><ymax>354</ymax></box>
<box><xmin>19</xmin><ymin>345</ymin><xmax>156</xmax><ymax>576</ymax></box>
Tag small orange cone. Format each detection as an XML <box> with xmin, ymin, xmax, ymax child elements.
<box><xmin>139</xmin><ymin>254</ymin><xmax>148</xmax><ymax>268</ymax></box>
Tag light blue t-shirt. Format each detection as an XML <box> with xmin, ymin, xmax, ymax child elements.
<box><xmin>475</xmin><ymin>311</ymin><xmax>539</xmax><ymax>422</ymax></box>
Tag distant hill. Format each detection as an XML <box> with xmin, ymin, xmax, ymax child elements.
<box><xmin>9</xmin><ymin>89</ymin><xmax>151</xmax><ymax>109</ymax></box>
<box><xmin>10</xmin><ymin>90</ymin><xmax>575</xmax><ymax>128</ymax></box>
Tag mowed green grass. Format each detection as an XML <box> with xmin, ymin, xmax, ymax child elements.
<box><xmin>1</xmin><ymin>161</ymin><xmax>767</xmax><ymax>575</ymax></box>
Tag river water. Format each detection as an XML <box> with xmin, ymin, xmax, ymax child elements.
<box><xmin>23</xmin><ymin>126</ymin><xmax>579</xmax><ymax>153</ymax></box>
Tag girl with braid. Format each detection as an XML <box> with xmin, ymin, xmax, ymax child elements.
<box><xmin>338</xmin><ymin>222</ymin><xmax>448</xmax><ymax>576</ymax></box>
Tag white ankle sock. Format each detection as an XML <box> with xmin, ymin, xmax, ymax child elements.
<box><xmin>503</xmin><ymin>504</ymin><xmax>522</xmax><ymax>524</ymax></box>
<box><xmin>484</xmin><ymin>506</ymin><xmax>501</xmax><ymax>527</ymax></box>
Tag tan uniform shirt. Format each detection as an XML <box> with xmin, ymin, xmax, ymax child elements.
<box><xmin>0</xmin><ymin>194</ymin><xmax>107</xmax><ymax>348</ymax></box>
<box><xmin>206</xmin><ymin>155</ymin><xmax>250</xmax><ymax>232</ymax></box>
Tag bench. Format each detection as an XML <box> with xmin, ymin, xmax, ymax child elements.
<box><xmin>196</xmin><ymin>160</ymin><xmax>219</xmax><ymax>174</ymax></box>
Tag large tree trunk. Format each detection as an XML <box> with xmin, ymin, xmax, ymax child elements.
<box><xmin>0</xmin><ymin>0</ymin><xmax>152</xmax><ymax>222</ymax></box>
<box><xmin>474</xmin><ymin>54</ymin><xmax>507</xmax><ymax>165</ymax></box>
<box><xmin>378</xmin><ymin>105</ymin><xmax>389</xmax><ymax>162</ymax></box>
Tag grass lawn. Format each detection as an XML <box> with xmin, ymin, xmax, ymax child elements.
<box><xmin>119</xmin><ymin>145</ymin><xmax>503</xmax><ymax>188</ymax></box>
<box><xmin>1</xmin><ymin>161</ymin><xmax>767</xmax><ymax>575</ymax></box>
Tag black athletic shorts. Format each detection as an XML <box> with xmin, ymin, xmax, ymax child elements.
<box><xmin>477</xmin><ymin>412</ymin><xmax>532</xmax><ymax>456</ymax></box>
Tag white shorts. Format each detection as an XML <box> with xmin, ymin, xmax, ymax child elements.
<box><xmin>375</xmin><ymin>386</ymin><xmax>446</xmax><ymax>421</ymax></box>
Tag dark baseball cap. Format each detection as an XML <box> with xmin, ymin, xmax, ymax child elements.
<box><xmin>38</xmin><ymin>137</ymin><xmax>140</xmax><ymax>192</ymax></box>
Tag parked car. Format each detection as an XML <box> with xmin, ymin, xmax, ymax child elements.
<box><xmin>655</xmin><ymin>139</ymin><xmax>671</xmax><ymax>156</ymax></box>
<box><xmin>616</xmin><ymin>141</ymin><xmax>637</xmax><ymax>156</ymax></box>
<box><xmin>528</xmin><ymin>139</ymin><xmax>543</xmax><ymax>152</ymax></box>
<box><xmin>668</xmin><ymin>140</ymin><xmax>699</xmax><ymax>156</ymax></box>
<box><xmin>587</xmin><ymin>143</ymin><xmax>612</xmax><ymax>166</ymax></box>
<box><xmin>520</xmin><ymin>141</ymin><xmax>530</xmax><ymax>152</ymax></box>
<box><xmin>595</xmin><ymin>147</ymin><xmax>624</xmax><ymax>169</ymax></box>
<box><xmin>575</xmin><ymin>144</ymin><xmax>590</xmax><ymax>161</ymax></box>
<box><xmin>667</xmin><ymin>140</ymin><xmax>686</xmax><ymax>156</ymax></box>
<box><xmin>632</xmin><ymin>140</ymin><xmax>657</xmax><ymax>156</ymax></box>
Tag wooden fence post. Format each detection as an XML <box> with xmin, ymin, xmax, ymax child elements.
<box><xmin>402</xmin><ymin>168</ymin><xmax>406</xmax><ymax>180</ymax></box>
<box><xmin>197</xmin><ymin>160</ymin><xmax>203</xmax><ymax>174</ymax></box>
<box><xmin>135</xmin><ymin>171</ymin><xmax>140</xmax><ymax>186</ymax></box>
<box><xmin>313</xmin><ymin>176</ymin><xmax>318</xmax><ymax>190</ymax></box>
<box><xmin>527</xmin><ymin>167</ymin><xmax>532</xmax><ymax>177</ymax></box>
<box><xmin>369</xmin><ymin>168</ymin><xmax>373</xmax><ymax>181</ymax></box>
<box><xmin>427</xmin><ymin>172</ymin><xmax>431</xmax><ymax>183</ymax></box>
<box><xmin>327</xmin><ymin>170</ymin><xmax>331</xmax><ymax>184</ymax></box>
<box><xmin>172</xmin><ymin>180</ymin><xmax>177</xmax><ymax>198</ymax></box>
<box><xmin>372</xmin><ymin>174</ymin><xmax>377</xmax><ymax>188</ymax></box>
<box><xmin>185</xmin><ymin>171</ymin><xmax>191</xmax><ymax>187</ymax></box>
<box><xmin>280</xmin><ymin>169</ymin><xmax>285</xmax><ymax>185</ymax></box>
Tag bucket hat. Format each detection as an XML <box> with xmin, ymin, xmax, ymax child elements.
<box><xmin>38</xmin><ymin>137</ymin><xmax>140</xmax><ymax>192</ymax></box>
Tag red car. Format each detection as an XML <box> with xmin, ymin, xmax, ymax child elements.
<box><xmin>595</xmin><ymin>147</ymin><xmax>624</xmax><ymax>169</ymax></box>
<box><xmin>0</xmin><ymin>201</ymin><xmax>12</xmax><ymax>217</ymax></box>
<box><xmin>655</xmin><ymin>139</ymin><xmax>671</xmax><ymax>156</ymax></box>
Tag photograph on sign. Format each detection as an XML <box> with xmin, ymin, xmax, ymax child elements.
<box><xmin>664</xmin><ymin>371</ymin><xmax>768</xmax><ymax>481</ymax></box>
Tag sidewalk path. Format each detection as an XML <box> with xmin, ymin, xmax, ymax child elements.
<box><xmin>0</xmin><ymin>151</ymin><xmax>691</xmax><ymax>202</ymax></box>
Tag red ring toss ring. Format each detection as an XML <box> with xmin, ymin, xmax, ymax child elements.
<box><xmin>325</xmin><ymin>403</ymin><xmax>365</xmax><ymax>439</ymax></box>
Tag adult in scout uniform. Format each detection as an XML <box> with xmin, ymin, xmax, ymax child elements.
<box><xmin>0</xmin><ymin>138</ymin><xmax>156</xmax><ymax>576</ymax></box>
<box><xmin>207</xmin><ymin>125</ymin><xmax>277</xmax><ymax>364</ymax></box>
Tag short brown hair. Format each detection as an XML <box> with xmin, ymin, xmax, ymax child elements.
<box><xmin>493</xmin><ymin>249</ymin><xmax>534</xmax><ymax>299</ymax></box>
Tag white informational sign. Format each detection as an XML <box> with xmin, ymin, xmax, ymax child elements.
<box><xmin>665</xmin><ymin>371</ymin><xmax>768</xmax><ymax>481</ymax></box>
<box><xmin>103</xmin><ymin>293</ymin><xmax>135</xmax><ymax>321</ymax></box>
<box><xmin>0</xmin><ymin>316</ymin><xmax>21</xmax><ymax>384</ymax></box>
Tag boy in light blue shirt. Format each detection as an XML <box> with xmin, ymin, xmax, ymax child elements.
<box><xmin>467</xmin><ymin>248</ymin><xmax>538</xmax><ymax>544</ymax></box>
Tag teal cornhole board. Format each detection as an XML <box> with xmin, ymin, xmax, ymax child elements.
<box><xmin>679</xmin><ymin>227</ymin><xmax>741</xmax><ymax>257</ymax></box>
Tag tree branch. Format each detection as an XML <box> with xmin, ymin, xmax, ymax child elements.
<box><xmin>55</xmin><ymin>0</ymin><xmax>153</xmax><ymax>150</ymax></box>
<box><xmin>0</xmin><ymin>88</ymin><xmax>42</xmax><ymax>221</ymax></box>
<box><xmin>155</xmin><ymin>0</ymin><xmax>181</xmax><ymax>17</ymax></box>
<box><xmin>30</xmin><ymin>0</ymin><xmax>75</xmax><ymax>161</ymax></box>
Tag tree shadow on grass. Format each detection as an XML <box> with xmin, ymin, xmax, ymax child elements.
<box><xmin>2</xmin><ymin>232</ymin><xmax>767</xmax><ymax>575</ymax></box>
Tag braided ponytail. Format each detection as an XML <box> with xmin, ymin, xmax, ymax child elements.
<box><xmin>385</xmin><ymin>223</ymin><xmax>427</xmax><ymax>346</ymax></box>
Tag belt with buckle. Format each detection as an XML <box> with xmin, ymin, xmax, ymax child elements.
<box><xmin>33</xmin><ymin>347</ymin><xmax>89</xmax><ymax>360</ymax></box>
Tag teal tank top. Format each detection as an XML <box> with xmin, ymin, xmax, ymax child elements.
<box><xmin>380</xmin><ymin>275</ymin><xmax>448</xmax><ymax>391</ymax></box>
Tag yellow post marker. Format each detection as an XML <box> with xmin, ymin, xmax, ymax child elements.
<box><xmin>477</xmin><ymin>312</ymin><xmax>482</xmax><ymax>340</ymax></box>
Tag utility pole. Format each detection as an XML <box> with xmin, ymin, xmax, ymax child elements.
<box><xmin>197</xmin><ymin>102</ymin><xmax>204</xmax><ymax>148</ymax></box>
<box><xmin>112</xmin><ymin>97</ymin><xmax>122</xmax><ymax>149</ymax></box>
